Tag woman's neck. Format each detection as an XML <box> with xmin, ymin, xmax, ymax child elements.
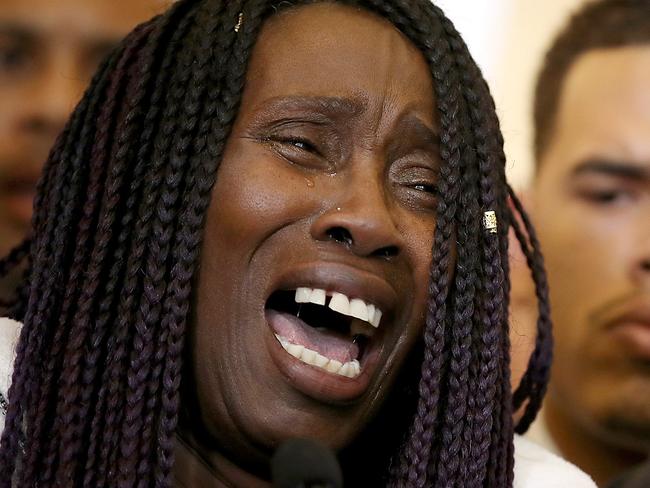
<box><xmin>173</xmin><ymin>432</ymin><xmax>271</xmax><ymax>488</ymax></box>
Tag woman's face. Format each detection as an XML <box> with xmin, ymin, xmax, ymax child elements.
<box><xmin>189</xmin><ymin>2</ymin><xmax>438</xmax><ymax>466</ymax></box>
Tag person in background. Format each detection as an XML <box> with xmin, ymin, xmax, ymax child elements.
<box><xmin>0</xmin><ymin>0</ymin><xmax>167</xmax><ymax>304</ymax></box>
<box><xmin>524</xmin><ymin>0</ymin><xmax>650</xmax><ymax>485</ymax></box>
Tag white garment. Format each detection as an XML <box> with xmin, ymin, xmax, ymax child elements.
<box><xmin>513</xmin><ymin>434</ymin><xmax>596</xmax><ymax>487</ymax></box>
<box><xmin>0</xmin><ymin>317</ymin><xmax>21</xmax><ymax>433</ymax></box>
<box><xmin>525</xmin><ymin>409</ymin><xmax>561</xmax><ymax>455</ymax></box>
<box><xmin>0</xmin><ymin>317</ymin><xmax>595</xmax><ymax>486</ymax></box>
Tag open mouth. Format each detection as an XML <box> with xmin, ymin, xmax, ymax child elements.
<box><xmin>265</xmin><ymin>287</ymin><xmax>382</xmax><ymax>379</ymax></box>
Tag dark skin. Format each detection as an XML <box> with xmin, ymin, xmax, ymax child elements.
<box><xmin>174</xmin><ymin>4</ymin><xmax>438</xmax><ymax>486</ymax></box>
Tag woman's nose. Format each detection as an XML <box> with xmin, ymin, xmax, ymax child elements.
<box><xmin>309</xmin><ymin>171</ymin><xmax>402</xmax><ymax>259</ymax></box>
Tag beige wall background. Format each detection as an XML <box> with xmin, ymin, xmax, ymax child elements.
<box><xmin>436</xmin><ymin>0</ymin><xmax>589</xmax><ymax>188</ymax></box>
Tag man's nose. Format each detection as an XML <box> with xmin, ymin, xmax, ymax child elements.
<box><xmin>633</xmin><ymin>206</ymin><xmax>650</xmax><ymax>287</ymax></box>
<box><xmin>637</xmin><ymin>248</ymin><xmax>650</xmax><ymax>286</ymax></box>
<box><xmin>310</xmin><ymin>167</ymin><xmax>403</xmax><ymax>259</ymax></box>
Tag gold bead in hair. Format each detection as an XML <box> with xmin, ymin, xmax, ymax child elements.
<box><xmin>483</xmin><ymin>210</ymin><xmax>498</xmax><ymax>234</ymax></box>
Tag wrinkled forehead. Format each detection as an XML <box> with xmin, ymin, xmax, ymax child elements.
<box><xmin>242</xmin><ymin>2</ymin><xmax>435</xmax><ymax>123</ymax></box>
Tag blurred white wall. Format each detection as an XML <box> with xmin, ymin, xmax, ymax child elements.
<box><xmin>435</xmin><ymin>0</ymin><xmax>589</xmax><ymax>188</ymax></box>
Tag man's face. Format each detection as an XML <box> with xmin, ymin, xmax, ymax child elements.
<box><xmin>533</xmin><ymin>46</ymin><xmax>650</xmax><ymax>449</ymax></box>
<box><xmin>0</xmin><ymin>0</ymin><xmax>165</xmax><ymax>256</ymax></box>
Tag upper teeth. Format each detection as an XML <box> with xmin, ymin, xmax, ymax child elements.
<box><xmin>294</xmin><ymin>287</ymin><xmax>382</xmax><ymax>328</ymax></box>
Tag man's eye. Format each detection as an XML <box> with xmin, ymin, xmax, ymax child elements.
<box><xmin>0</xmin><ymin>43</ymin><xmax>32</xmax><ymax>75</ymax></box>
<box><xmin>581</xmin><ymin>189</ymin><xmax>633</xmax><ymax>205</ymax></box>
<box><xmin>592</xmin><ymin>191</ymin><xmax>620</xmax><ymax>203</ymax></box>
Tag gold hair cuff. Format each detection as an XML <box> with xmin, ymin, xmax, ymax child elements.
<box><xmin>483</xmin><ymin>210</ymin><xmax>497</xmax><ymax>234</ymax></box>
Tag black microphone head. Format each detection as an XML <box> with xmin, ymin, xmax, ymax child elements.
<box><xmin>271</xmin><ymin>438</ymin><xmax>343</xmax><ymax>488</ymax></box>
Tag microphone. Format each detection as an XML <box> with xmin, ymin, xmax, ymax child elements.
<box><xmin>271</xmin><ymin>438</ymin><xmax>343</xmax><ymax>488</ymax></box>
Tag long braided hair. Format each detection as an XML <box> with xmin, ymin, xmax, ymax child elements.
<box><xmin>0</xmin><ymin>0</ymin><xmax>552</xmax><ymax>486</ymax></box>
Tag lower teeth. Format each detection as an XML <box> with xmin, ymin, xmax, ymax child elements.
<box><xmin>275</xmin><ymin>334</ymin><xmax>361</xmax><ymax>378</ymax></box>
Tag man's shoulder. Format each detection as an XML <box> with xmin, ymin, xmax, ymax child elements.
<box><xmin>514</xmin><ymin>434</ymin><xmax>597</xmax><ymax>488</ymax></box>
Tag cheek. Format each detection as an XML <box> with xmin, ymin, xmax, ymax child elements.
<box><xmin>208</xmin><ymin>168</ymin><xmax>289</xmax><ymax>248</ymax></box>
<box><xmin>538</xmin><ymin>206</ymin><xmax>624</xmax><ymax>298</ymax></box>
<box><xmin>0</xmin><ymin>94</ymin><xmax>24</xmax><ymax>138</ymax></box>
<box><xmin>534</xmin><ymin>178</ymin><xmax>629</xmax><ymax>284</ymax></box>
<box><xmin>534</xmin><ymin>192</ymin><xmax>631</xmax><ymax>354</ymax></box>
<box><xmin>402</xmin><ymin>219</ymin><xmax>436</xmax><ymax>317</ymax></box>
<box><xmin>207</xmin><ymin>142</ymin><xmax>319</xmax><ymax>249</ymax></box>
<box><xmin>537</xmin><ymin>219</ymin><xmax>594</xmax><ymax>347</ymax></box>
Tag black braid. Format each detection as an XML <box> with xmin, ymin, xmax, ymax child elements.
<box><xmin>508</xmin><ymin>187</ymin><xmax>553</xmax><ymax>434</ymax></box>
<box><xmin>29</xmin><ymin>28</ymin><xmax>153</xmax><ymax>486</ymax></box>
<box><xmin>0</xmin><ymin>239</ymin><xmax>31</xmax><ymax>311</ymax></box>
<box><xmin>0</xmin><ymin>240</ymin><xmax>30</xmax><ymax>279</ymax></box>
<box><xmin>448</xmin><ymin>28</ymin><xmax>509</xmax><ymax>488</ymax></box>
<box><xmin>0</xmin><ymin>32</ymin><xmax>124</xmax><ymax>485</ymax></box>
<box><xmin>54</xmin><ymin>21</ymin><xmax>165</xmax><ymax>487</ymax></box>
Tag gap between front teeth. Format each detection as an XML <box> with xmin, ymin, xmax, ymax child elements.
<box><xmin>275</xmin><ymin>334</ymin><xmax>361</xmax><ymax>378</ymax></box>
<box><xmin>294</xmin><ymin>287</ymin><xmax>382</xmax><ymax>328</ymax></box>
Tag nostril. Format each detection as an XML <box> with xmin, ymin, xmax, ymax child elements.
<box><xmin>371</xmin><ymin>245</ymin><xmax>399</xmax><ymax>259</ymax></box>
<box><xmin>326</xmin><ymin>226</ymin><xmax>354</xmax><ymax>247</ymax></box>
<box><xmin>642</xmin><ymin>259</ymin><xmax>650</xmax><ymax>272</ymax></box>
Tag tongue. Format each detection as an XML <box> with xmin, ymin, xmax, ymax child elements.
<box><xmin>266</xmin><ymin>309</ymin><xmax>359</xmax><ymax>364</ymax></box>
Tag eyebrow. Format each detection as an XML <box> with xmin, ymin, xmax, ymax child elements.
<box><xmin>255</xmin><ymin>96</ymin><xmax>439</xmax><ymax>142</ymax></box>
<box><xmin>0</xmin><ymin>22</ymin><xmax>36</xmax><ymax>42</ymax></box>
<box><xmin>255</xmin><ymin>95</ymin><xmax>366</xmax><ymax>119</ymax></box>
<box><xmin>0</xmin><ymin>21</ymin><xmax>122</xmax><ymax>48</ymax></box>
<box><xmin>572</xmin><ymin>159</ymin><xmax>650</xmax><ymax>181</ymax></box>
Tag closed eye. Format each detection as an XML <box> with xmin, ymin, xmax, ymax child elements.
<box><xmin>412</xmin><ymin>182</ymin><xmax>437</xmax><ymax>194</ymax></box>
<box><xmin>258</xmin><ymin>132</ymin><xmax>337</xmax><ymax>172</ymax></box>
<box><xmin>273</xmin><ymin>136</ymin><xmax>320</xmax><ymax>155</ymax></box>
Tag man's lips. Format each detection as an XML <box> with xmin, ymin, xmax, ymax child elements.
<box><xmin>604</xmin><ymin>301</ymin><xmax>650</xmax><ymax>360</ymax></box>
<box><xmin>0</xmin><ymin>184</ymin><xmax>37</xmax><ymax>226</ymax></box>
<box><xmin>0</xmin><ymin>164</ymin><xmax>41</xmax><ymax>226</ymax></box>
<box><xmin>0</xmin><ymin>157</ymin><xmax>43</xmax><ymax>190</ymax></box>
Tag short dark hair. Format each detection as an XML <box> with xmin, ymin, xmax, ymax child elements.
<box><xmin>0</xmin><ymin>0</ymin><xmax>551</xmax><ymax>486</ymax></box>
<box><xmin>534</xmin><ymin>0</ymin><xmax>650</xmax><ymax>161</ymax></box>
